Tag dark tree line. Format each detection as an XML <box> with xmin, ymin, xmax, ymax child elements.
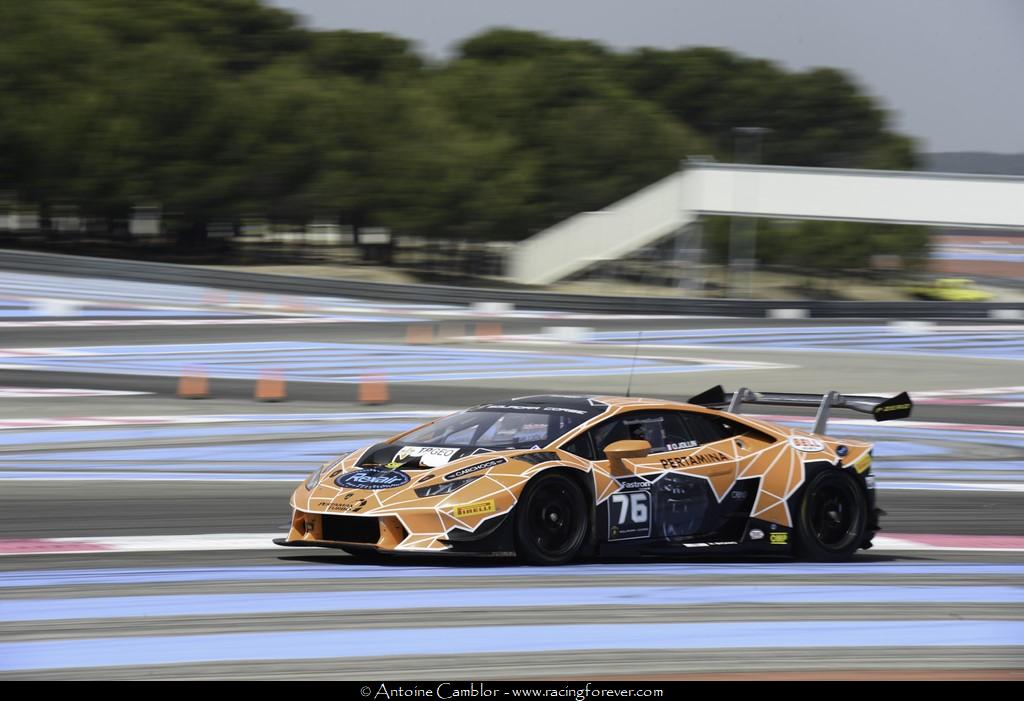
<box><xmin>1</xmin><ymin>0</ymin><xmax>922</xmax><ymax>267</ymax></box>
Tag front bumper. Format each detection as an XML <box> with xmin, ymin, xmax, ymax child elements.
<box><xmin>275</xmin><ymin>508</ymin><xmax>514</xmax><ymax>554</ymax></box>
<box><xmin>280</xmin><ymin>510</ymin><xmax>408</xmax><ymax>549</ymax></box>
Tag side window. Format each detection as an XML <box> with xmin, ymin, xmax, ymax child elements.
<box><xmin>681</xmin><ymin>413</ymin><xmax>734</xmax><ymax>444</ymax></box>
<box><xmin>580</xmin><ymin>411</ymin><xmax>697</xmax><ymax>458</ymax></box>
<box><xmin>681</xmin><ymin>413</ymin><xmax>775</xmax><ymax>445</ymax></box>
<box><xmin>561</xmin><ymin>433</ymin><xmax>595</xmax><ymax>460</ymax></box>
<box><xmin>589</xmin><ymin>418</ymin><xmax>632</xmax><ymax>455</ymax></box>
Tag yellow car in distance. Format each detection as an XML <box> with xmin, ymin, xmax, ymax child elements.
<box><xmin>908</xmin><ymin>278</ymin><xmax>994</xmax><ymax>302</ymax></box>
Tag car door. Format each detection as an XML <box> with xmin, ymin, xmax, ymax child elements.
<box><xmin>564</xmin><ymin>409</ymin><xmax>739</xmax><ymax>542</ymax></box>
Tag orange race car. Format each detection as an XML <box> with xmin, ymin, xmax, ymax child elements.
<box><xmin>275</xmin><ymin>386</ymin><xmax>912</xmax><ymax>564</ymax></box>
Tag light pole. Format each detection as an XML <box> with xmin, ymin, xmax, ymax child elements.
<box><xmin>727</xmin><ymin>127</ymin><xmax>769</xmax><ymax>298</ymax></box>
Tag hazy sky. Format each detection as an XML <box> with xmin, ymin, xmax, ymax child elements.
<box><xmin>269</xmin><ymin>0</ymin><xmax>1023</xmax><ymax>154</ymax></box>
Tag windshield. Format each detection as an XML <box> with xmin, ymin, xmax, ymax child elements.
<box><xmin>398</xmin><ymin>408</ymin><xmax>591</xmax><ymax>450</ymax></box>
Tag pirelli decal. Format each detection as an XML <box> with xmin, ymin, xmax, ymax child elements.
<box><xmin>452</xmin><ymin>500</ymin><xmax>496</xmax><ymax>518</ymax></box>
<box><xmin>659</xmin><ymin>451</ymin><xmax>730</xmax><ymax>470</ymax></box>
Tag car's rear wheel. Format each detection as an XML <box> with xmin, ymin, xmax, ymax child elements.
<box><xmin>796</xmin><ymin>469</ymin><xmax>867</xmax><ymax>561</ymax></box>
<box><xmin>515</xmin><ymin>472</ymin><xmax>589</xmax><ymax>565</ymax></box>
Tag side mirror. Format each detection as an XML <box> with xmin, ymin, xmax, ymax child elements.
<box><xmin>604</xmin><ymin>439</ymin><xmax>652</xmax><ymax>473</ymax></box>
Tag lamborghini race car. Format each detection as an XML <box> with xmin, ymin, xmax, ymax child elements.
<box><xmin>275</xmin><ymin>386</ymin><xmax>912</xmax><ymax>564</ymax></box>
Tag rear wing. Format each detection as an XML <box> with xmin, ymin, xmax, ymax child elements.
<box><xmin>688</xmin><ymin>385</ymin><xmax>912</xmax><ymax>435</ymax></box>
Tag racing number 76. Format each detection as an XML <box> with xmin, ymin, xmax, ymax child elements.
<box><xmin>610</xmin><ymin>492</ymin><xmax>649</xmax><ymax>525</ymax></box>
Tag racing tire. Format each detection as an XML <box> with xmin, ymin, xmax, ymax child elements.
<box><xmin>795</xmin><ymin>469</ymin><xmax>868</xmax><ymax>562</ymax></box>
<box><xmin>514</xmin><ymin>472</ymin><xmax>589</xmax><ymax>566</ymax></box>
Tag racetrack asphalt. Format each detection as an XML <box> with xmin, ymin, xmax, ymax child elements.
<box><xmin>0</xmin><ymin>285</ymin><xmax>1021</xmax><ymax>679</ymax></box>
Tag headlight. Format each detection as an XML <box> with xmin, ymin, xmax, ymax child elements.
<box><xmin>305</xmin><ymin>453</ymin><xmax>350</xmax><ymax>490</ymax></box>
<box><xmin>415</xmin><ymin>476</ymin><xmax>481</xmax><ymax>498</ymax></box>
<box><xmin>304</xmin><ymin>466</ymin><xmax>327</xmax><ymax>491</ymax></box>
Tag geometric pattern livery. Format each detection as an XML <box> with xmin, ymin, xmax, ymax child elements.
<box><xmin>283</xmin><ymin>395</ymin><xmax>874</xmax><ymax>552</ymax></box>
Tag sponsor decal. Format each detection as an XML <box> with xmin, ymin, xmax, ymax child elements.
<box><xmin>316</xmin><ymin>501</ymin><xmax>365</xmax><ymax>513</ymax></box>
<box><xmin>789</xmin><ymin>436</ymin><xmax>826</xmax><ymax>453</ymax></box>
<box><xmin>608</xmin><ymin>490</ymin><xmax>652</xmax><ymax>541</ymax></box>
<box><xmin>770</xmin><ymin>532</ymin><xmax>789</xmax><ymax>545</ymax></box>
<box><xmin>334</xmin><ymin>469</ymin><xmax>410</xmax><ymax>490</ymax></box>
<box><xmin>875</xmin><ymin>402</ymin><xmax>911</xmax><ymax>415</ymax></box>
<box><xmin>452</xmin><ymin>500</ymin><xmax>496</xmax><ymax>518</ymax></box>
<box><xmin>444</xmin><ymin>457</ymin><xmax>507</xmax><ymax>480</ymax></box>
<box><xmin>665</xmin><ymin>440</ymin><xmax>698</xmax><ymax>451</ymax></box>
<box><xmin>615</xmin><ymin>477</ymin><xmax>654</xmax><ymax>490</ymax></box>
<box><xmin>749</xmin><ymin>528</ymin><xmax>765</xmax><ymax>540</ymax></box>
<box><xmin>394</xmin><ymin>446</ymin><xmax>459</xmax><ymax>467</ymax></box>
<box><xmin>682</xmin><ymin>541</ymin><xmax>738</xmax><ymax>548</ymax></box>
<box><xmin>854</xmin><ymin>453</ymin><xmax>873</xmax><ymax>473</ymax></box>
<box><xmin>836</xmin><ymin>445</ymin><xmax>849</xmax><ymax>457</ymax></box>
<box><xmin>730</xmin><ymin>490</ymin><xmax>748</xmax><ymax>500</ymax></box>
<box><xmin>659</xmin><ymin>451</ymin><xmax>729</xmax><ymax>469</ymax></box>
<box><xmin>482</xmin><ymin>404</ymin><xmax>587</xmax><ymax>415</ymax></box>
<box><xmin>625</xmin><ymin>416</ymin><xmax>663</xmax><ymax>425</ymax></box>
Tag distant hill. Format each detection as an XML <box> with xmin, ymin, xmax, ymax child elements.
<box><xmin>925</xmin><ymin>152</ymin><xmax>1024</xmax><ymax>176</ymax></box>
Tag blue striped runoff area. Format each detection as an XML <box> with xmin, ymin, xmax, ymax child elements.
<box><xmin>2</xmin><ymin>620</ymin><xmax>1021</xmax><ymax>671</ymax></box>
<box><xmin>0</xmin><ymin>341</ymin><xmax>749</xmax><ymax>383</ymax></box>
<box><xmin>589</xmin><ymin>326</ymin><xmax>1024</xmax><ymax>362</ymax></box>
<box><xmin>4</xmin><ymin>561</ymin><xmax>1022</xmax><ymax>588</ymax></box>
<box><xmin>4</xmin><ymin>585</ymin><xmax>1023</xmax><ymax>623</ymax></box>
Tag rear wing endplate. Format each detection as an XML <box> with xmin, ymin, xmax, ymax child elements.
<box><xmin>688</xmin><ymin>385</ymin><xmax>912</xmax><ymax>435</ymax></box>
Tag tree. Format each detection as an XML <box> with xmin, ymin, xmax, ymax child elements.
<box><xmin>0</xmin><ymin>3</ymin><xmax>922</xmax><ymax>257</ymax></box>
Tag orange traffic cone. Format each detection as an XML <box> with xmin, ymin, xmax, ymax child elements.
<box><xmin>177</xmin><ymin>367</ymin><xmax>209</xmax><ymax>399</ymax></box>
<box><xmin>405</xmin><ymin>324</ymin><xmax>435</xmax><ymax>345</ymax></box>
<box><xmin>475</xmin><ymin>321</ymin><xmax>503</xmax><ymax>340</ymax></box>
<box><xmin>255</xmin><ymin>370</ymin><xmax>286</xmax><ymax>402</ymax></box>
<box><xmin>358</xmin><ymin>374</ymin><xmax>390</xmax><ymax>405</ymax></box>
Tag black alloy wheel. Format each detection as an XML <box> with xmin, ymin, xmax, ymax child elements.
<box><xmin>796</xmin><ymin>469</ymin><xmax>867</xmax><ymax>561</ymax></box>
<box><xmin>514</xmin><ymin>472</ymin><xmax>589</xmax><ymax>565</ymax></box>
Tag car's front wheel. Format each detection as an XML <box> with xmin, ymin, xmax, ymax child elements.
<box><xmin>796</xmin><ymin>469</ymin><xmax>867</xmax><ymax>561</ymax></box>
<box><xmin>514</xmin><ymin>472</ymin><xmax>589</xmax><ymax>565</ymax></box>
